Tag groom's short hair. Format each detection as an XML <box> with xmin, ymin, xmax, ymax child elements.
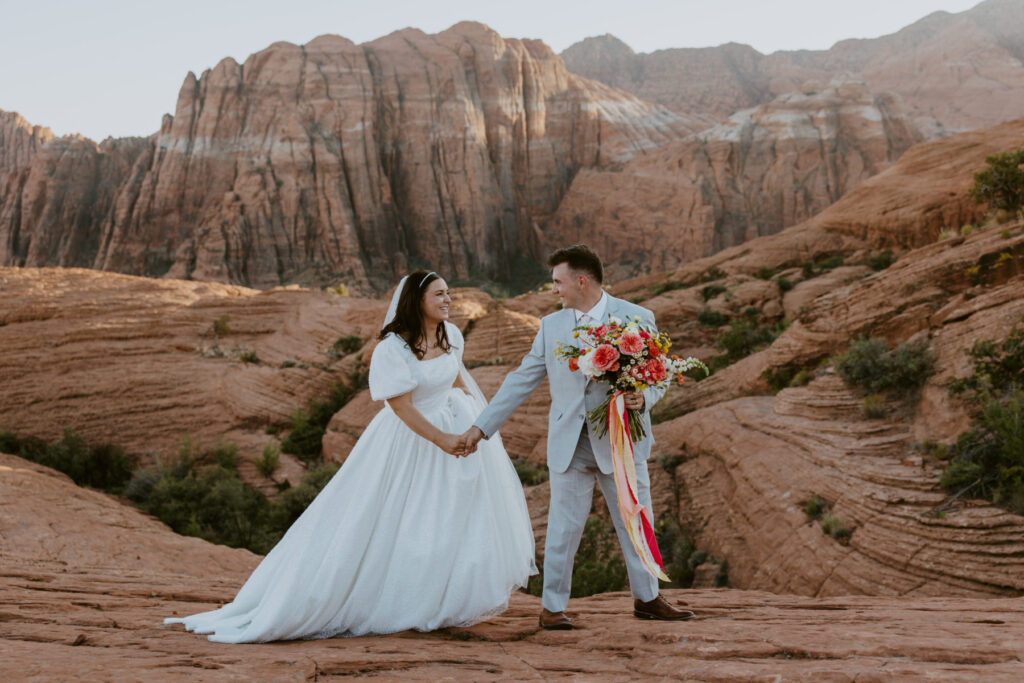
<box><xmin>547</xmin><ymin>244</ymin><xmax>603</xmax><ymax>284</ymax></box>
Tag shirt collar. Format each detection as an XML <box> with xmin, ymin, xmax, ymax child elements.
<box><xmin>575</xmin><ymin>290</ymin><xmax>609</xmax><ymax>323</ymax></box>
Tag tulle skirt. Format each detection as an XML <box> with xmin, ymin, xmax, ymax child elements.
<box><xmin>164</xmin><ymin>388</ymin><xmax>537</xmax><ymax>642</ymax></box>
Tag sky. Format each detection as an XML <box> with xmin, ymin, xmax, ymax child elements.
<box><xmin>0</xmin><ymin>0</ymin><xmax>984</xmax><ymax>141</ymax></box>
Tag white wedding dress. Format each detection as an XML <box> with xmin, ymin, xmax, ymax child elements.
<box><xmin>165</xmin><ymin>322</ymin><xmax>536</xmax><ymax>642</ymax></box>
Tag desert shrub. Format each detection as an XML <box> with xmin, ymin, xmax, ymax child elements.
<box><xmin>654</xmin><ymin>517</ymin><xmax>697</xmax><ymax>588</ymax></box>
<box><xmin>282</xmin><ymin>382</ymin><xmax>355</xmax><ymax>463</ymax></box>
<box><xmin>1002</xmin><ymin>228</ymin><xmax>1013</xmax><ymax>239</ymax></box>
<box><xmin>697</xmin><ymin>309</ymin><xmax>729</xmax><ymax>327</ymax></box>
<box><xmin>755</xmin><ymin>266</ymin><xmax>780</xmax><ymax>280</ymax></box>
<box><xmin>513</xmin><ymin>458</ymin><xmax>549</xmax><ymax>486</ymax></box>
<box><xmin>649</xmin><ymin>280</ymin><xmax>688</xmax><ymax>296</ymax></box>
<box><xmin>862</xmin><ymin>394</ymin><xmax>887</xmax><ymax>419</ymax></box>
<box><xmin>969</xmin><ymin>149</ymin><xmax>1024</xmax><ymax>212</ymax></box>
<box><xmin>0</xmin><ymin>428</ymin><xmax>136</xmax><ymax>492</ymax></box>
<box><xmin>775</xmin><ymin>276</ymin><xmax>794</xmax><ymax>292</ymax></box>
<box><xmin>239</xmin><ymin>349</ymin><xmax>259</xmax><ymax>364</ymax></box>
<box><xmin>941</xmin><ymin>323</ymin><xmax>1024</xmax><ymax>515</ymax></box>
<box><xmin>804</xmin><ymin>495</ymin><xmax>827</xmax><ymax>520</ymax></box>
<box><xmin>333</xmin><ymin>335</ymin><xmax>363</xmax><ymax>355</ymax></box>
<box><xmin>569</xmin><ymin>518</ymin><xmax>629</xmax><ymax>598</ymax></box>
<box><xmin>948</xmin><ymin>324</ymin><xmax>1024</xmax><ymax>401</ymax></box>
<box><xmin>140</xmin><ymin>462</ymin><xmax>273</xmax><ymax>552</ymax></box>
<box><xmin>324</xmin><ymin>283</ymin><xmax>350</xmax><ymax>296</ymax></box>
<box><xmin>258</xmin><ymin>440</ymin><xmax>280</xmax><ymax>477</ymax></box>
<box><xmin>763</xmin><ymin>363</ymin><xmax>815</xmax><ymax>393</ymax></box>
<box><xmin>700</xmin><ymin>266</ymin><xmax>727</xmax><ymax>283</ymax></box>
<box><xmin>868</xmin><ymin>250</ymin><xmax>895</xmax><ymax>271</ymax></box>
<box><xmin>833</xmin><ymin>338</ymin><xmax>936</xmax><ymax>398</ymax></box>
<box><xmin>268</xmin><ymin>463</ymin><xmax>340</xmax><ymax>533</ymax></box>
<box><xmin>702</xmin><ymin>283</ymin><xmax>727</xmax><ymax>301</ymax></box>
<box><xmin>818</xmin><ymin>255</ymin><xmax>844</xmax><ymax>270</ymax></box>
<box><xmin>961</xmin><ymin>223</ymin><xmax>977</xmax><ymax>237</ymax></box>
<box><xmin>820</xmin><ymin>513</ymin><xmax>851</xmax><ymax>542</ymax></box>
<box><xmin>709</xmin><ymin>318</ymin><xmax>786</xmax><ymax>372</ymax></box>
<box><xmin>213</xmin><ymin>314</ymin><xmax>231</xmax><ymax>338</ymax></box>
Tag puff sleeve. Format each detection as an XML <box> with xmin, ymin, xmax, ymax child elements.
<box><xmin>368</xmin><ymin>334</ymin><xmax>417</xmax><ymax>401</ymax></box>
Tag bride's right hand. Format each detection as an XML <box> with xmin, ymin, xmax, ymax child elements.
<box><xmin>435</xmin><ymin>432</ymin><xmax>467</xmax><ymax>457</ymax></box>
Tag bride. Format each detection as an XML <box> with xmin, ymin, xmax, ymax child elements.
<box><xmin>165</xmin><ymin>270</ymin><xmax>537</xmax><ymax>642</ymax></box>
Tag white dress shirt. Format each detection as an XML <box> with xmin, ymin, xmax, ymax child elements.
<box><xmin>575</xmin><ymin>290</ymin><xmax>609</xmax><ymax>324</ymax></box>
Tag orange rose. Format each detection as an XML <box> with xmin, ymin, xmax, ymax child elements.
<box><xmin>568</xmin><ymin>357</ymin><xmax>579</xmax><ymax>372</ymax></box>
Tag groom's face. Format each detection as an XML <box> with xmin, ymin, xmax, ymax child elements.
<box><xmin>551</xmin><ymin>263</ymin><xmax>586</xmax><ymax>311</ymax></box>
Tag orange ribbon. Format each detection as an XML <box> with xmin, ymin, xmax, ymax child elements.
<box><xmin>607</xmin><ymin>391</ymin><xmax>669</xmax><ymax>581</ymax></box>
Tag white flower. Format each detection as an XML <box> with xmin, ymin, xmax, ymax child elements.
<box><xmin>578</xmin><ymin>351</ymin><xmax>600</xmax><ymax>378</ymax></box>
<box><xmin>608</xmin><ymin>316</ymin><xmax>622</xmax><ymax>326</ymax></box>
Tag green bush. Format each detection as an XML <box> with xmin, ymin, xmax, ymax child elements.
<box><xmin>649</xmin><ymin>280</ymin><xmax>688</xmax><ymax>296</ymax></box>
<box><xmin>755</xmin><ymin>266</ymin><xmax>780</xmax><ymax>280</ymax></box>
<box><xmin>833</xmin><ymin>338</ymin><xmax>936</xmax><ymax>398</ymax></box>
<box><xmin>710</xmin><ymin>318</ymin><xmax>786</xmax><ymax>371</ymax></box>
<box><xmin>268</xmin><ymin>463</ymin><xmax>340</xmax><ymax>534</ymax></box>
<box><xmin>820</xmin><ymin>513</ymin><xmax>851</xmax><ymax>542</ymax></box>
<box><xmin>970</xmin><ymin>149</ymin><xmax>1024</xmax><ymax>212</ymax></box>
<box><xmin>513</xmin><ymin>458</ymin><xmax>549</xmax><ymax>486</ymax></box>
<box><xmin>804</xmin><ymin>495</ymin><xmax>827</xmax><ymax>520</ymax></box>
<box><xmin>868</xmin><ymin>250</ymin><xmax>895</xmax><ymax>271</ymax></box>
<box><xmin>213</xmin><ymin>314</ymin><xmax>231</xmax><ymax>338</ymax></box>
<box><xmin>258</xmin><ymin>440</ymin><xmax>280</xmax><ymax>478</ymax></box>
<box><xmin>697</xmin><ymin>309</ymin><xmax>729</xmax><ymax>327</ymax></box>
<box><xmin>569</xmin><ymin>518</ymin><xmax>629</xmax><ymax>598</ymax></box>
<box><xmin>862</xmin><ymin>394</ymin><xmax>887</xmax><ymax>419</ymax></box>
<box><xmin>333</xmin><ymin>335</ymin><xmax>363</xmax><ymax>355</ymax></box>
<box><xmin>239</xmin><ymin>349</ymin><xmax>259</xmax><ymax>364</ymax></box>
<box><xmin>282</xmin><ymin>382</ymin><xmax>355</xmax><ymax>463</ymax></box>
<box><xmin>763</xmin><ymin>363</ymin><xmax>814</xmax><ymax>393</ymax></box>
<box><xmin>775</xmin><ymin>276</ymin><xmax>794</xmax><ymax>292</ymax></box>
<box><xmin>702</xmin><ymin>283</ymin><xmax>727</xmax><ymax>301</ymax></box>
<box><xmin>700</xmin><ymin>266</ymin><xmax>727</xmax><ymax>283</ymax></box>
<box><xmin>140</xmin><ymin>462</ymin><xmax>273</xmax><ymax>551</ymax></box>
<box><xmin>0</xmin><ymin>428</ymin><xmax>136</xmax><ymax>492</ymax></box>
<box><xmin>942</xmin><ymin>323</ymin><xmax>1024</xmax><ymax>515</ymax></box>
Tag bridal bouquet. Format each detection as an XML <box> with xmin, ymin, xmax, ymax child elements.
<box><xmin>555</xmin><ymin>315</ymin><xmax>708</xmax><ymax>442</ymax></box>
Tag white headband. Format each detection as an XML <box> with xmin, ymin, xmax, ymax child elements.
<box><xmin>419</xmin><ymin>271</ymin><xmax>437</xmax><ymax>288</ymax></box>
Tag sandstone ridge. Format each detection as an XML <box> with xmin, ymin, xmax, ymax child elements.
<box><xmin>3</xmin><ymin>451</ymin><xmax>1023</xmax><ymax>680</ymax></box>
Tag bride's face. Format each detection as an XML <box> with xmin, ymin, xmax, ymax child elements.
<box><xmin>421</xmin><ymin>278</ymin><xmax>451</xmax><ymax>325</ymax></box>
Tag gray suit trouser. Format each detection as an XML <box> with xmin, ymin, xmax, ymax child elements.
<box><xmin>542</xmin><ymin>426</ymin><xmax>660</xmax><ymax>612</ymax></box>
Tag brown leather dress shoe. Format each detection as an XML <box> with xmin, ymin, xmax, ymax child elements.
<box><xmin>538</xmin><ymin>608</ymin><xmax>574</xmax><ymax>630</ymax></box>
<box><xmin>634</xmin><ymin>595</ymin><xmax>696</xmax><ymax>621</ymax></box>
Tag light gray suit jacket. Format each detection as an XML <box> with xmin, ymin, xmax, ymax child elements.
<box><xmin>473</xmin><ymin>294</ymin><xmax>667</xmax><ymax>475</ymax></box>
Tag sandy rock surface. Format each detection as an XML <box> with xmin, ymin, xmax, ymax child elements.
<box><xmin>3</xmin><ymin>452</ymin><xmax>1023</xmax><ymax>681</ymax></box>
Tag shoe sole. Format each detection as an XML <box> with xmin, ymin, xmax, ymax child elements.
<box><xmin>538</xmin><ymin>620</ymin><xmax>574</xmax><ymax>630</ymax></box>
<box><xmin>633</xmin><ymin>610</ymin><xmax>695</xmax><ymax>621</ymax></box>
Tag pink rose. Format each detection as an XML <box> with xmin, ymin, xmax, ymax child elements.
<box><xmin>619</xmin><ymin>331</ymin><xmax>645</xmax><ymax>355</ymax></box>
<box><xmin>591</xmin><ymin>344</ymin><xmax>621</xmax><ymax>372</ymax></box>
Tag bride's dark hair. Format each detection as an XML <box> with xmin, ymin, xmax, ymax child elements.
<box><xmin>379</xmin><ymin>269</ymin><xmax>452</xmax><ymax>359</ymax></box>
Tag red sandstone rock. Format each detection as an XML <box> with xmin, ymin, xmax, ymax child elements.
<box><xmin>545</xmin><ymin>77</ymin><xmax>919</xmax><ymax>278</ymax></box>
<box><xmin>3</xmin><ymin>451</ymin><xmax>1024</xmax><ymax>680</ymax></box>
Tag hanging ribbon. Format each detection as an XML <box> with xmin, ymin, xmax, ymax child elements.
<box><xmin>607</xmin><ymin>391</ymin><xmax>669</xmax><ymax>582</ymax></box>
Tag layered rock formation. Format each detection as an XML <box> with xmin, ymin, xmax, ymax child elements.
<box><xmin>0</xmin><ymin>24</ymin><xmax>693</xmax><ymax>292</ymax></box>
<box><xmin>0</xmin><ymin>266</ymin><xmax>385</xmax><ymax>486</ymax></box>
<box><xmin>563</xmin><ymin>0</ymin><xmax>1024</xmax><ymax>138</ymax></box>
<box><xmin>545</xmin><ymin>77</ymin><xmax>920</xmax><ymax>276</ymax></box>
<box><xmin>4</xmin><ymin>451</ymin><xmax>1023</xmax><ymax>680</ymax></box>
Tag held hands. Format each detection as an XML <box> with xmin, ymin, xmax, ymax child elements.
<box><xmin>435</xmin><ymin>426</ymin><xmax>483</xmax><ymax>458</ymax></box>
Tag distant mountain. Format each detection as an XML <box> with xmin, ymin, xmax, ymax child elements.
<box><xmin>563</xmin><ymin>0</ymin><xmax>1024</xmax><ymax>138</ymax></box>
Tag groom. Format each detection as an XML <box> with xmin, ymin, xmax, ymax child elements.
<box><xmin>461</xmin><ymin>244</ymin><xmax>695</xmax><ymax>629</ymax></box>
